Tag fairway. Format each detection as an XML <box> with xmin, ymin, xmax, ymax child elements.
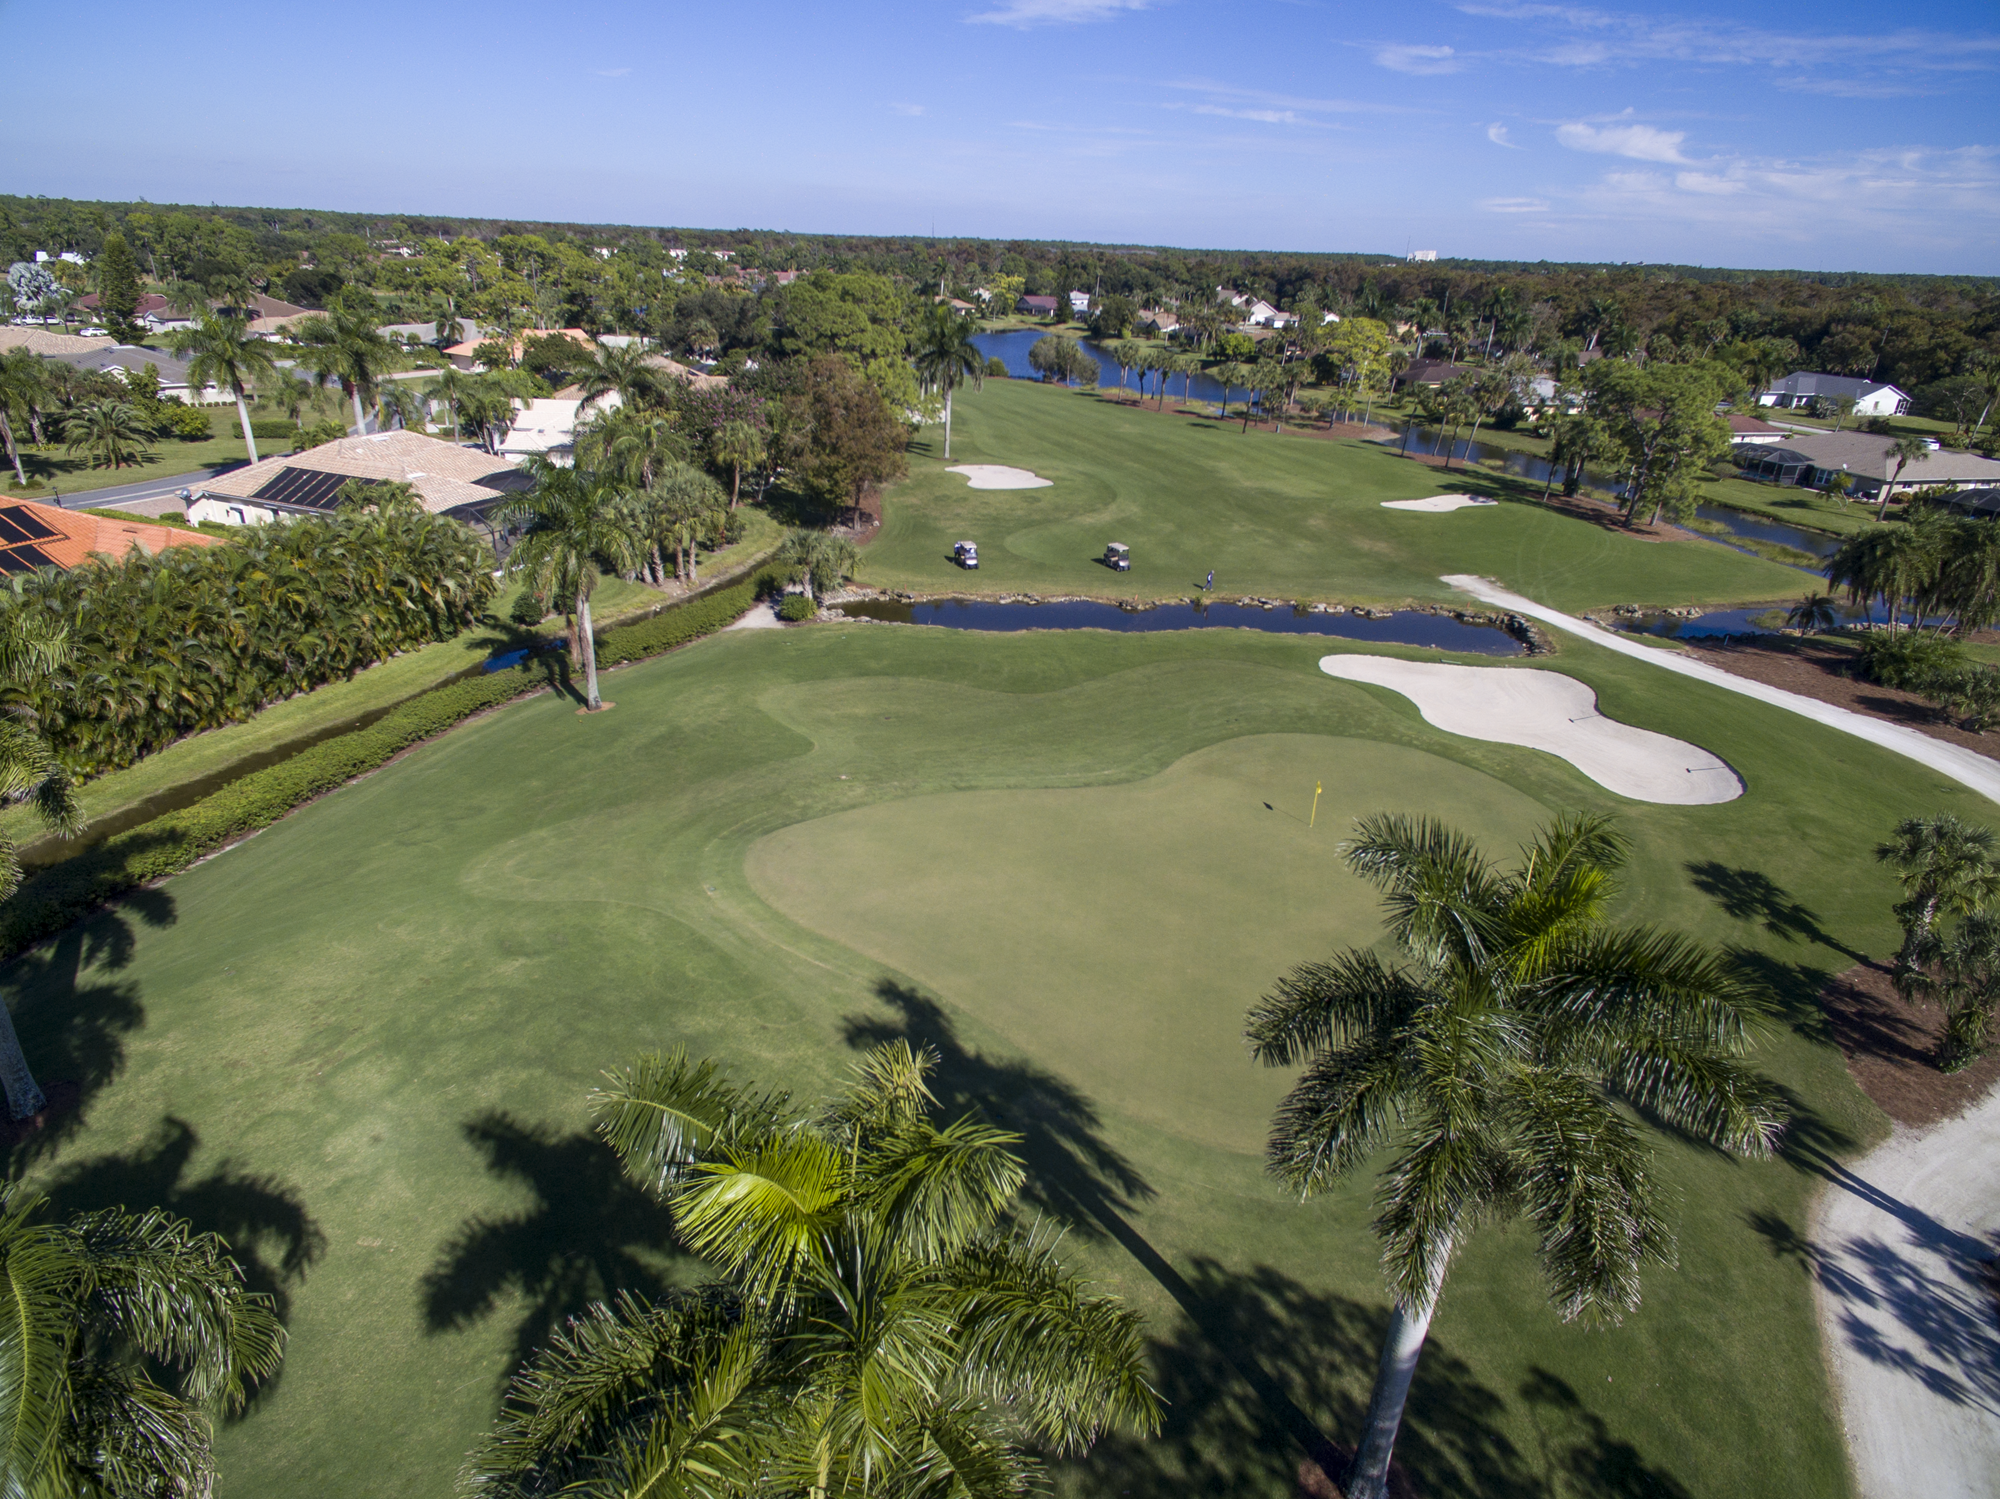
<box><xmin>1</xmin><ymin>619</ymin><xmax>1962</xmax><ymax>1499</ymax></box>
<box><xmin>868</xmin><ymin>379</ymin><xmax>1812</xmax><ymax>612</ymax></box>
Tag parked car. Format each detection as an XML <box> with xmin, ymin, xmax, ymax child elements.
<box><xmin>953</xmin><ymin>540</ymin><xmax>979</xmax><ymax>569</ymax></box>
<box><xmin>1103</xmin><ymin>542</ymin><xmax>1130</xmax><ymax>572</ymax></box>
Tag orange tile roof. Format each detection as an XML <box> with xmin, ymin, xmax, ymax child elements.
<box><xmin>0</xmin><ymin>499</ymin><xmax>223</xmax><ymax>575</ymax></box>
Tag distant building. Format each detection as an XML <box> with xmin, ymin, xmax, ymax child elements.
<box><xmin>1758</xmin><ymin>372</ymin><xmax>1910</xmax><ymax>417</ymax></box>
<box><xmin>1016</xmin><ymin>295</ymin><xmax>1059</xmax><ymax>316</ymax></box>
<box><xmin>1735</xmin><ymin>431</ymin><xmax>2000</xmax><ymax>501</ymax></box>
<box><xmin>1408</xmin><ymin>250</ymin><xmax>1438</xmax><ymax>263</ymax></box>
<box><xmin>50</xmin><ymin>345</ymin><xmax>233</xmax><ymax>406</ymax></box>
<box><xmin>1726</xmin><ymin>412</ymin><xmax>1787</xmax><ymax>445</ymax></box>
<box><xmin>1068</xmin><ymin>290</ymin><xmax>1092</xmax><ymax>314</ymax></box>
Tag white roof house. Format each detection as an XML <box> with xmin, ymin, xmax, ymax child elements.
<box><xmin>497</xmin><ymin>391</ymin><xmax>622</xmax><ymax>463</ymax></box>
<box><xmin>1758</xmin><ymin>372</ymin><xmax>1910</xmax><ymax>416</ymax></box>
<box><xmin>1735</xmin><ymin>430</ymin><xmax>2000</xmax><ymax>501</ymax></box>
<box><xmin>186</xmin><ymin>430</ymin><xmax>533</xmax><ymax>529</ymax></box>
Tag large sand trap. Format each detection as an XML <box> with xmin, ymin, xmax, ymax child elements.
<box><xmin>1381</xmin><ymin>494</ymin><xmax>1498</xmax><ymax>513</ymax></box>
<box><xmin>945</xmin><ymin>464</ymin><xmax>1052</xmax><ymax>490</ymax></box>
<box><xmin>1319</xmin><ymin>656</ymin><xmax>1742</xmax><ymax>804</ymax></box>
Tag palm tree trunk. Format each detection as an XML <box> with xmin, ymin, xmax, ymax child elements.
<box><xmin>0</xmin><ymin>1000</ymin><xmax>48</xmax><ymax>1121</ymax></box>
<box><xmin>1346</xmin><ymin>1300</ymin><xmax>1435</xmax><ymax>1499</ymax></box>
<box><xmin>943</xmin><ymin>384</ymin><xmax>954</xmax><ymax>460</ymax></box>
<box><xmin>730</xmin><ymin>464</ymin><xmax>742</xmax><ymax>509</ymax></box>
<box><xmin>234</xmin><ymin>391</ymin><xmax>261</xmax><ymax>465</ymax></box>
<box><xmin>0</xmin><ymin>408</ymin><xmax>24</xmax><ymax>488</ymax></box>
<box><xmin>352</xmin><ymin>386</ymin><xmax>367</xmax><ymax>436</ymax></box>
<box><xmin>578</xmin><ymin>591</ymin><xmax>601</xmax><ymax>710</ymax></box>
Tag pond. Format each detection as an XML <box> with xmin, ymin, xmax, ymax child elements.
<box><xmin>838</xmin><ymin>596</ymin><xmax>1524</xmax><ymax>654</ymax></box>
<box><xmin>971</xmin><ymin>330</ymin><xmax>1250</xmax><ymax>408</ymax></box>
<box><xmin>1611</xmin><ymin>600</ymin><xmax>1885</xmax><ymax>640</ymax></box>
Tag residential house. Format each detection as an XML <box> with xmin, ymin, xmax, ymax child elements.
<box><xmin>1757</xmin><ymin>372</ymin><xmax>1910</xmax><ymax>416</ymax></box>
<box><xmin>1726</xmin><ymin>412</ymin><xmax>1787</xmax><ymax>445</ymax></box>
<box><xmin>497</xmin><ymin>389</ymin><xmax>620</xmax><ymax>463</ymax></box>
<box><xmin>185</xmin><ymin>430</ymin><xmax>532</xmax><ymax>541</ymax></box>
<box><xmin>1395</xmin><ymin>358</ymin><xmax>1476</xmax><ymax>390</ymax></box>
<box><xmin>0</xmin><ymin>327</ymin><xmax>113</xmax><ymax>357</ymax></box>
<box><xmin>0</xmin><ymin>498</ymin><xmax>222</xmax><ymax>576</ymax></box>
<box><xmin>1016</xmin><ymin>295</ymin><xmax>1059</xmax><ymax>317</ymax></box>
<box><xmin>947</xmin><ymin>298</ymin><xmax>978</xmax><ymax>315</ymax></box>
<box><xmin>444</xmin><ymin>327</ymin><xmax>595</xmax><ymax>371</ymax></box>
<box><xmin>1943</xmin><ymin>489</ymin><xmax>2000</xmax><ymax>518</ymax></box>
<box><xmin>1068</xmin><ymin>291</ymin><xmax>1092</xmax><ymax>315</ymax></box>
<box><xmin>1407</xmin><ymin>250</ymin><xmax>1438</xmax><ymax>263</ymax></box>
<box><xmin>1139</xmin><ymin>310</ymin><xmax>1179</xmax><ymax>336</ymax></box>
<box><xmin>1734</xmin><ymin>430</ymin><xmax>2000</xmax><ymax>501</ymax></box>
<box><xmin>75</xmin><ymin>292</ymin><xmax>173</xmax><ymax>325</ymax></box>
<box><xmin>49</xmin><ymin>345</ymin><xmax>234</xmax><ymax>406</ymax></box>
<box><xmin>378</xmin><ymin>319</ymin><xmax>487</xmax><ymax>346</ymax></box>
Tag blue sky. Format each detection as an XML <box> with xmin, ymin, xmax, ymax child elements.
<box><xmin>8</xmin><ymin>0</ymin><xmax>1997</xmax><ymax>273</ymax></box>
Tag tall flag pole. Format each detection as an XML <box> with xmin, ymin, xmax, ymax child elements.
<box><xmin>1310</xmin><ymin>781</ymin><xmax>1322</xmax><ymax>828</ymax></box>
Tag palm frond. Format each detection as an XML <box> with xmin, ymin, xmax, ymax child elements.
<box><xmin>821</xmin><ymin>1041</ymin><xmax>940</xmax><ymax>1142</ymax></box>
<box><xmin>0</xmin><ymin>1192</ymin><xmax>79</xmax><ymax>1499</ymax></box>
<box><xmin>1265</xmin><ymin>1030</ymin><xmax>1411</xmax><ymax>1194</ymax></box>
<box><xmin>1371</xmin><ymin>1116</ymin><xmax>1511</xmax><ymax>1311</ymax></box>
<box><xmin>593</xmin><ymin>1050</ymin><xmax>791</xmax><ymax>1196</ymax></box>
<box><xmin>1341</xmin><ymin>813</ymin><xmax>1506</xmax><ymax>967</ymax></box>
<box><xmin>899</xmin><ymin>1403</ymin><xmax>1040</xmax><ymax>1499</ymax></box>
<box><xmin>859</xmin><ymin>1118</ymin><xmax>1025</xmax><ymax>1265</ymax></box>
<box><xmin>1530</xmin><ymin>926</ymin><xmax>1757</xmax><ymax>1060</ymax></box>
<box><xmin>62</xmin><ymin>1361</ymin><xmax>212</xmax><ymax>1499</ymax></box>
<box><xmin>1245</xmin><ymin>951</ymin><xmax>1425</xmax><ymax>1067</ymax></box>
<box><xmin>1605</xmin><ymin>1044</ymin><xmax>1787</xmax><ymax>1157</ymax></box>
<box><xmin>673</xmin><ymin>1138</ymin><xmax>846</xmax><ymax>1305</ymax></box>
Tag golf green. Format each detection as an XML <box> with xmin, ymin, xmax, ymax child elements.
<box><xmin>867</xmin><ymin>379</ymin><xmax>1811</xmax><ymax>611</ymax></box>
<box><xmin>1</xmin><ymin>621</ymin><xmax>1957</xmax><ymax>1499</ymax></box>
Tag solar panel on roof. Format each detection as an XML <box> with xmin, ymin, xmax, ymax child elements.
<box><xmin>249</xmin><ymin>467</ymin><xmax>380</xmax><ymax>511</ymax></box>
<box><xmin>0</xmin><ymin>506</ymin><xmax>60</xmax><ymax>544</ymax></box>
<box><xmin>0</xmin><ymin>544</ymin><xmax>58</xmax><ymax>575</ymax></box>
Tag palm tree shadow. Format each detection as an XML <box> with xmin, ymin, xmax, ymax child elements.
<box><xmin>842</xmin><ymin>980</ymin><xmax>1153</xmax><ymax>1237</ymax></box>
<box><xmin>419</xmin><ymin>1111</ymin><xmax>688</xmax><ymax>1381</ymax></box>
<box><xmin>32</xmin><ymin>1113</ymin><xmax>324</xmax><ymax>1415</ymax></box>
<box><xmin>1</xmin><ymin>890</ymin><xmax>175</xmax><ymax>1169</ymax></box>
<box><xmin>1684</xmin><ymin>861</ymin><xmax>1866</xmax><ymax>962</ymax></box>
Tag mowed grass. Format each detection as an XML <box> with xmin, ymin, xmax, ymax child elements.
<box><xmin>867</xmin><ymin>379</ymin><xmax>1811</xmax><ymax>611</ymax></box>
<box><xmin>2</xmin><ymin>619</ymin><xmax>1959</xmax><ymax>1499</ymax></box>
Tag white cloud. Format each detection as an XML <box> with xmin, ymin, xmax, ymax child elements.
<box><xmin>966</xmin><ymin>0</ymin><xmax>1151</xmax><ymax>26</ymax></box>
<box><xmin>1161</xmin><ymin>78</ymin><xmax>1408</xmax><ymax>114</ymax></box>
<box><xmin>1486</xmin><ymin>123</ymin><xmax>1519</xmax><ymax>148</ymax></box>
<box><xmin>1190</xmin><ymin>104</ymin><xmax>1323</xmax><ymax>126</ymax></box>
<box><xmin>1556</xmin><ymin>119</ymin><xmax>1688</xmax><ymax>162</ymax></box>
<box><xmin>596</xmin><ymin>67</ymin><xmax>631</xmax><ymax>78</ymax></box>
<box><xmin>1674</xmin><ymin>170</ymin><xmax>1744</xmax><ymax>195</ymax></box>
<box><xmin>889</xmin><ymin>102</ymin><xmax>926</xmax><ymax>116</ymax></box>
<box><xmin>1375</xmin><ymin>44</ymin><xmax>1461</xmax><ymax>75</ymax></box>
<box><xmin>1481</xmin><ymin>196</ymin><xmax>1550</xmax><ymax>212</ymax></box>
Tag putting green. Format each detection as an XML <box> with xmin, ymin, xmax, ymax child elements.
<box><xmin>747</xmin><ymin>735</ymin><xmax>1549</xmax><ymax>1155</ymax></box>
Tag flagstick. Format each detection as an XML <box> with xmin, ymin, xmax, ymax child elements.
<box><xmin>1310</xmin><ymin>781</ymin><xmax>1322</xmax><ymax>828</ymax></box>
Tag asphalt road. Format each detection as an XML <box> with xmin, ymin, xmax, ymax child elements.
<box><xmin>51</xmin><ymin>461</ymin><xmax>250</xmax><ymax>513</ymax></box>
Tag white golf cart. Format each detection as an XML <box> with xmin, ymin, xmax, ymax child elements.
<box><xmin>953</xmin><ymin>540</ymin><xmax>979</xmax><ymax>570</ymax></box>
<box><xmin>1103</xmin><ymin>542</ymin><xmax>1130</xmax><ymax>572</ymax></box>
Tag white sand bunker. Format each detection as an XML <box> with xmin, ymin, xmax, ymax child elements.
<box><xmin>1319</xmin><ymin>656</ymin><xmax>1741</xmax><ymax>805</ymax></box>
<box><xmin>946</xmin><ymin>464</ymin><xmax>1052</xmax><ymax>490</ymax></box>
<box><xmin>1381</xmin><ymin>494</ymin><xmax>1499</xmax><ymax>513</ymax></box>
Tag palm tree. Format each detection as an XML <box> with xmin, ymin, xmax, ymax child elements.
<box><xmin>710</xmin><ymin>419</ymin><xmax>766</xmax><ymax>510</ymax></box>
<box><xmin>1785</xmin><ymin>593</ymin><xmax>1840</xmax><ymax>635</ymax></box>
<box><xmin>777</xmin><ymin>528</ymin><xmax>860</xmax><ymax>604</ymax></box>
<box><xmin>500</xmin><ymin>458</ymin><xmax>643</xmax><ymax>711</ymax></box>
<box><xmin>647</xmin><ymin>464</ymin><xmax>728</xmax><ymax>585</ymax></box>
<box><xmin>376</xmin><ymin>382</ymin><xmax>428</xmax><ymax>433</ymax></box>
<box><xmin>167</xmin><ymin>312</ymin><xmax>277</xmax><ymax>463</ymax></box>
<box><xmin>1875</xmin><ymin>814</ymin><xmax>2000</xmax><ymax>984</ymax></box>
<box><xmin>577</xmin><ymin>405</ymin><xmax>687</xmax><ymax>494</ymax></box>
<box><xmin>1917</xmin><ymin>911</ymin><xmax>2000</xmax><ymax>1072</ymax></box>
<box><xmin>574</xmin><ymin>342</ymin><xmax>672</xmax><ymax>414</ymax></box>
<box><xmin>1246</xmin><ymin>812</ymin><xmax>1782</xmax><ymax>1499</ymax></box>
<box><xmin>0</xmin><ymin>351</ymin><xmax>47</xmax><ymax>488</ymax></box>
<box><xmin>1828</xmin><ymin>525</ymin><xmax>1938</xmax><ymax>632</ymax></box>
<box><xmin>1213</xmin><ymin>360</ymin><xmax>1256</xmax><ymax>418</ymax></box>
<box><xmin>0</xmin><ymin>1186</ymin><xmax>285</xmax><ymax>1497</ymax></box>
<box><xmin>295</xmin><ymin>300</ymin><xmax>401</xmax><ymax>435</ymax></box>
<box><xmin>61</xmin><ymin>401</ymin><xmax>149</xmax><ymax>470</ymax></box>
<box><xmin>462</xmin><ymin>1042</ymin><xmax>1161</xmax><ymax>1497</ymax></box>
<box><xmin>1878</xmin><ymin>434</ymin><xmax>1931</xmax><ymax>521</ymax></box>
<box><xmin>912</xmin><ymin>306</ymin><xmax>984</xmax><ymax>460</ymax></box>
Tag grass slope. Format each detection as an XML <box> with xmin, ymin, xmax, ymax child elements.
<box><xmin>867</xmin><ymin>380</ymin><xmax>1809</xmax><ymax>612</ymax></box>
<box><xmin>1</xmin><ymin>621</ymin><xmax>1952</xmax><ymax>1499</ymax></box>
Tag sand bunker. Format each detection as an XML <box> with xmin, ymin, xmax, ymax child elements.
<box><xmin>946</xmin><ymin>465</ymin><xmax>1052</xmax><ymax>490</ymax></box>
<box><xmin>1381</xmin><ymin>494</ymin><xmax>1499</xmax><ymax>513</ymax></box>
<box><xmin>1319</xmin><ymin>656</ymin><xmax>1741</xmax><ymax>804</ymax></box>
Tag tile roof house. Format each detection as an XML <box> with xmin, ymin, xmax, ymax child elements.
<box><xmin>1726</xmin><ymin>412</ymin><xmax>1787</xmax><ymax>445</ymax></box>
<box><xmin>444</xmin><ymin>327</ymin><xmax>595</xmax><ymax>371</ymax></box>
<box><xmin>1758</xmin><ymin>372</ymin><xmax>1911</xmax><ymax>416</ymax></box>
<box><xmin>0</xmin><ymin>327</ymin><xmax>114</xmax><ymax>357</ymax></box>
<box><xmin>50</xmin><ymin>345</ymin><xmax>234</xmax><ymax>405</ymax></box>
<box><xmin>0</xmin><ymin>498</ymin><xmax>223</xmax><ymax>576</ymax></box>
<box><xmin>1735</xmin><ymin>431</ymin><xmax>2000</xmax><ymax>500</ymax></box>
<box><xmin>185</xmin><ymin>431</ymin><xmax>532</xmax><ymax>532</ymax></box>
<box><xmin>1015</xmin><ymin>295</ymin><xmax>1059</xmax><ymax>316</ymax></box>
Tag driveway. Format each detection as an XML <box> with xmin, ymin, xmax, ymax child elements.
<box><xmin>1810</xmin><ymin>1090</ymin><xmax>2000</xmax><ymax>1497</ymax></box>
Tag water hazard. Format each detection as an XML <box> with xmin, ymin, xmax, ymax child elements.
<box><xmin>971</xmin><ymin>330</ymin><xmax>1249</xmax><ymax>407</ymax></box>
<box><xmin>838</xmin><ymin>597</ymin><xmax>1524</xmax><ymax>654</ymax></box>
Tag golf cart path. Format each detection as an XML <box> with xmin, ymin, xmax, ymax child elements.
<box><xmin>1808</xmin><ymin>1084</ymin><xmax>2000</xmax><ymax>1498</ymax></box>
<box><xmin>1443</xmin><ymin>576</ymin><xmax>2000</xmax><ymax>807</ymax></box>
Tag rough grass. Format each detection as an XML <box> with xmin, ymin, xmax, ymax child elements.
<box><xmin>1</xmin><ymin>616</ymin><xmax>1956</xmax><ymax>1499</ymax></box>
<box><xmin>868</xmin><ymin>380</ymin><xmax>1811</xmax><ymax>611</ymax></box>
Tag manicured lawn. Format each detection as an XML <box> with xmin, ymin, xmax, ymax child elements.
<box><xmin>1703</xmin><ymin>474</ymin><xmax>1881</xmax><ymax>538</ymax></box>
<box><xmin>4</xmin><ymin>426</ymin><xmax>251</xmax><ymax>500</ymax></box>
<box><xmin>3</xmin><ymin>616</ymin><xmax>1958</xmax><ymax>1499</ymax></box>
<box><xmin>870</xmin><ymin>380</ymin><xmax>1809</xmax><ymax>611</ymax></box>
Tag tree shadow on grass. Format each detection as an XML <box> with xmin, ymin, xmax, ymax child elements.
<box><xmin>1684</xmin><ymin>862</ymin><xmax>1865</xmax><ymax>962</ymax></box>
<box><xmin>1</xmin><ymin>891</ymin><xmax>175</xmax><ymax>1171</ymax></box>
<box><xmin>419</xmin><ymin>1111</ymin><xmax>687</xmax><ymax>1382</ymax></box>
<box><xmin>841</xmin><ymin>980</ymin><xmax>1153</xmax><ymax>1239</ymax></box>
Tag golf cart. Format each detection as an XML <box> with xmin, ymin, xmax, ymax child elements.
<box><xmin>953</xmin><ymin>540</ymin><xmax>979</xmax><ymax>570</ymax></box>
<box><xmin>1102</xmin><ymin>542</ymin><xmax>1130</xmax><ymax>572</ymax></box>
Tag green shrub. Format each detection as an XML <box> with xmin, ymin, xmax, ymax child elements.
<box><xmin>1921</xmin><ymin>663</ymin><xmax>2000</xmax><ymax>732</ymax></box>
<box><xmin>249</xmin><ymin>419</ymin><xmax>297</xmax><ymax>440</ymax></box>
<box><xmin>159</xmin><ymin>405</ymin><xmax>214</xmax><ymax>440</ymax></box>
<box><xmin>508</xmin><ymin>591</ymin><xmax>548</xmax><ymax>626</ymax></box>
<box><xmin>1855</xmin><ymin>631</ymin><xmax>1964</xmax><ymax>690</ymax></box>
<box><xmin>779</xmin><ymin>593</ymin><xmax>816</xmax><ymax>621</ymax></box>
<box><xmin>295</xmin><ymin>419</ymin><xmax>347</xmax><ymax>449</ymax></box>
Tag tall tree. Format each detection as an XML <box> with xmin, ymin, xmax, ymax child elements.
<box><xmin>911</xmin><ymin>305</ymin><xmax>983</xmax><ymax>459</ymax></box>
<box><xmin>0</xmin><ymin>1187</ymin><xmax>285</xmax><ymax>1497</ymax></box>
<box><xmin>1878</xmin><ymin>434</ymin><xmax>1931</xmax><ymax>521</ymax></box>
<box><xmin>168</xmin><ymin>312</ymin><xmax>277</xmax><ymax>463</ymax></box>
<box><xmin>710</xmin><ymin>419</ymin><xmax>765</xmax><ymax>509</ymax></box>
<box><xmin>1875</xmin><ymin>814</ymin><xmax>2000</xmax><ymax>985</ymax></box>
<box><xmin>574</xmin><ymin>341</ymin><xmax>671</xmax><ymax>413</ymax></box>
<box><xmin>1246</xmin><ymin>812</ymin><xmax>1782</xmax><ymax>1499</ymax></box>
<box><xmin>500</xmin><ymin>458</ymin><xmax>642</xmax><ymax>711</ymax></box>
<box><xmin>296</xmin><ymin>299</ymin><xmax>401</xmax><ymax>435</ymax></box>
<box><xmin>787</xmin><ymin>356</ymin><xmax>907</xmax><ymax>526</ymax></box>
<box><xmin>0</xmin><ymin>351</ymin><xmax>48</xmax><ymax>487</ymax></box>
<box><xmin>461</xmin><ymin>1042</ymin><xmax>1160</xmax><ymax>1497</ymax></box>
<box><xmin>93</xmin><ymin>230</ymin><xmax>142</xmax><ymax>342</ymax></box>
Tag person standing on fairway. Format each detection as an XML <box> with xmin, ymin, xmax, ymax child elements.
<box><xmin>1206</xmin><ymin>569</ymin><xmax>1214</xmax><ymax>591</ymax></box>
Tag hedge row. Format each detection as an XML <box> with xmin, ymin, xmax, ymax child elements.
<box><xmin>0</xmin><ymin>564</ymin><xmax>786</xmax><ymax>960</ymax></box>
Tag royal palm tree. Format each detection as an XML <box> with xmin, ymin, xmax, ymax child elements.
<box><xmin>428</xmin><ymin>367</ymin><xmax>471</xmax><ymax>443</ymax></box>
<box><xmin>60</xmin><ymin>401</ymin><xmax>149</xmax><ymax>470</ymax></box>
<box><xmin>500</xmin><ymin>458</ymin><xmax>643</xmax><ymax>711</ymax></box>
<box><xmin>0</xmin><ymin>1186</ymin><xmax>285</xmax><ymax>1497</ymax></box>
<box><xmin>1878</xmin><ymin>434</ymin><xmax>1931</xmax><ymax>521</ymax></box>
<box><xmin>710</xmin><ymin>419</ymin><xmax>766</xmax><ymax>510</ymax></box>
<box><xmin>912</xmin><ymin>306</ymin><xmax>984</xmax><ymax>460</ymax></box>
<box><xmin>574</xmin><ymin>342</ymin><xmax>672</xmax><ymax>414</ymax></box>
<box><xmin>461</xmin><ymin>1042</ymin><xmax>1160</xmax><ymax>1497</ymax></box>
<box><xmin>296</xmin><ymin>300</ymin><xmax>401</xmax><ymax>436</ymax></box>
<box><xmin>1246</xmin><ymin>812</ymin><xmax>1783</xmax><ymax>1499</ymax></box>
<box><xmin>167</xmin><ymin>312</ymin><xmax>277</xmax><ymax>463</ymax></box>
<box><xmin>0</xmin><ymin>351</ymin><xmax>48</xmax><ymax>488</ymax></box>
<box><xmin>1785</xmin><ymin>593</ymin><xmax>1841</xmax><ymax>634</ymax></box>
<box><xmin>1875</xmin><ymin>814</ymin><xmax>2000</xmax><ymax>984</ymax></box>
<box><xmin>647</xmin><ymin>464</ymin><xmax>728</xmax><ymax>586</ymax></box>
